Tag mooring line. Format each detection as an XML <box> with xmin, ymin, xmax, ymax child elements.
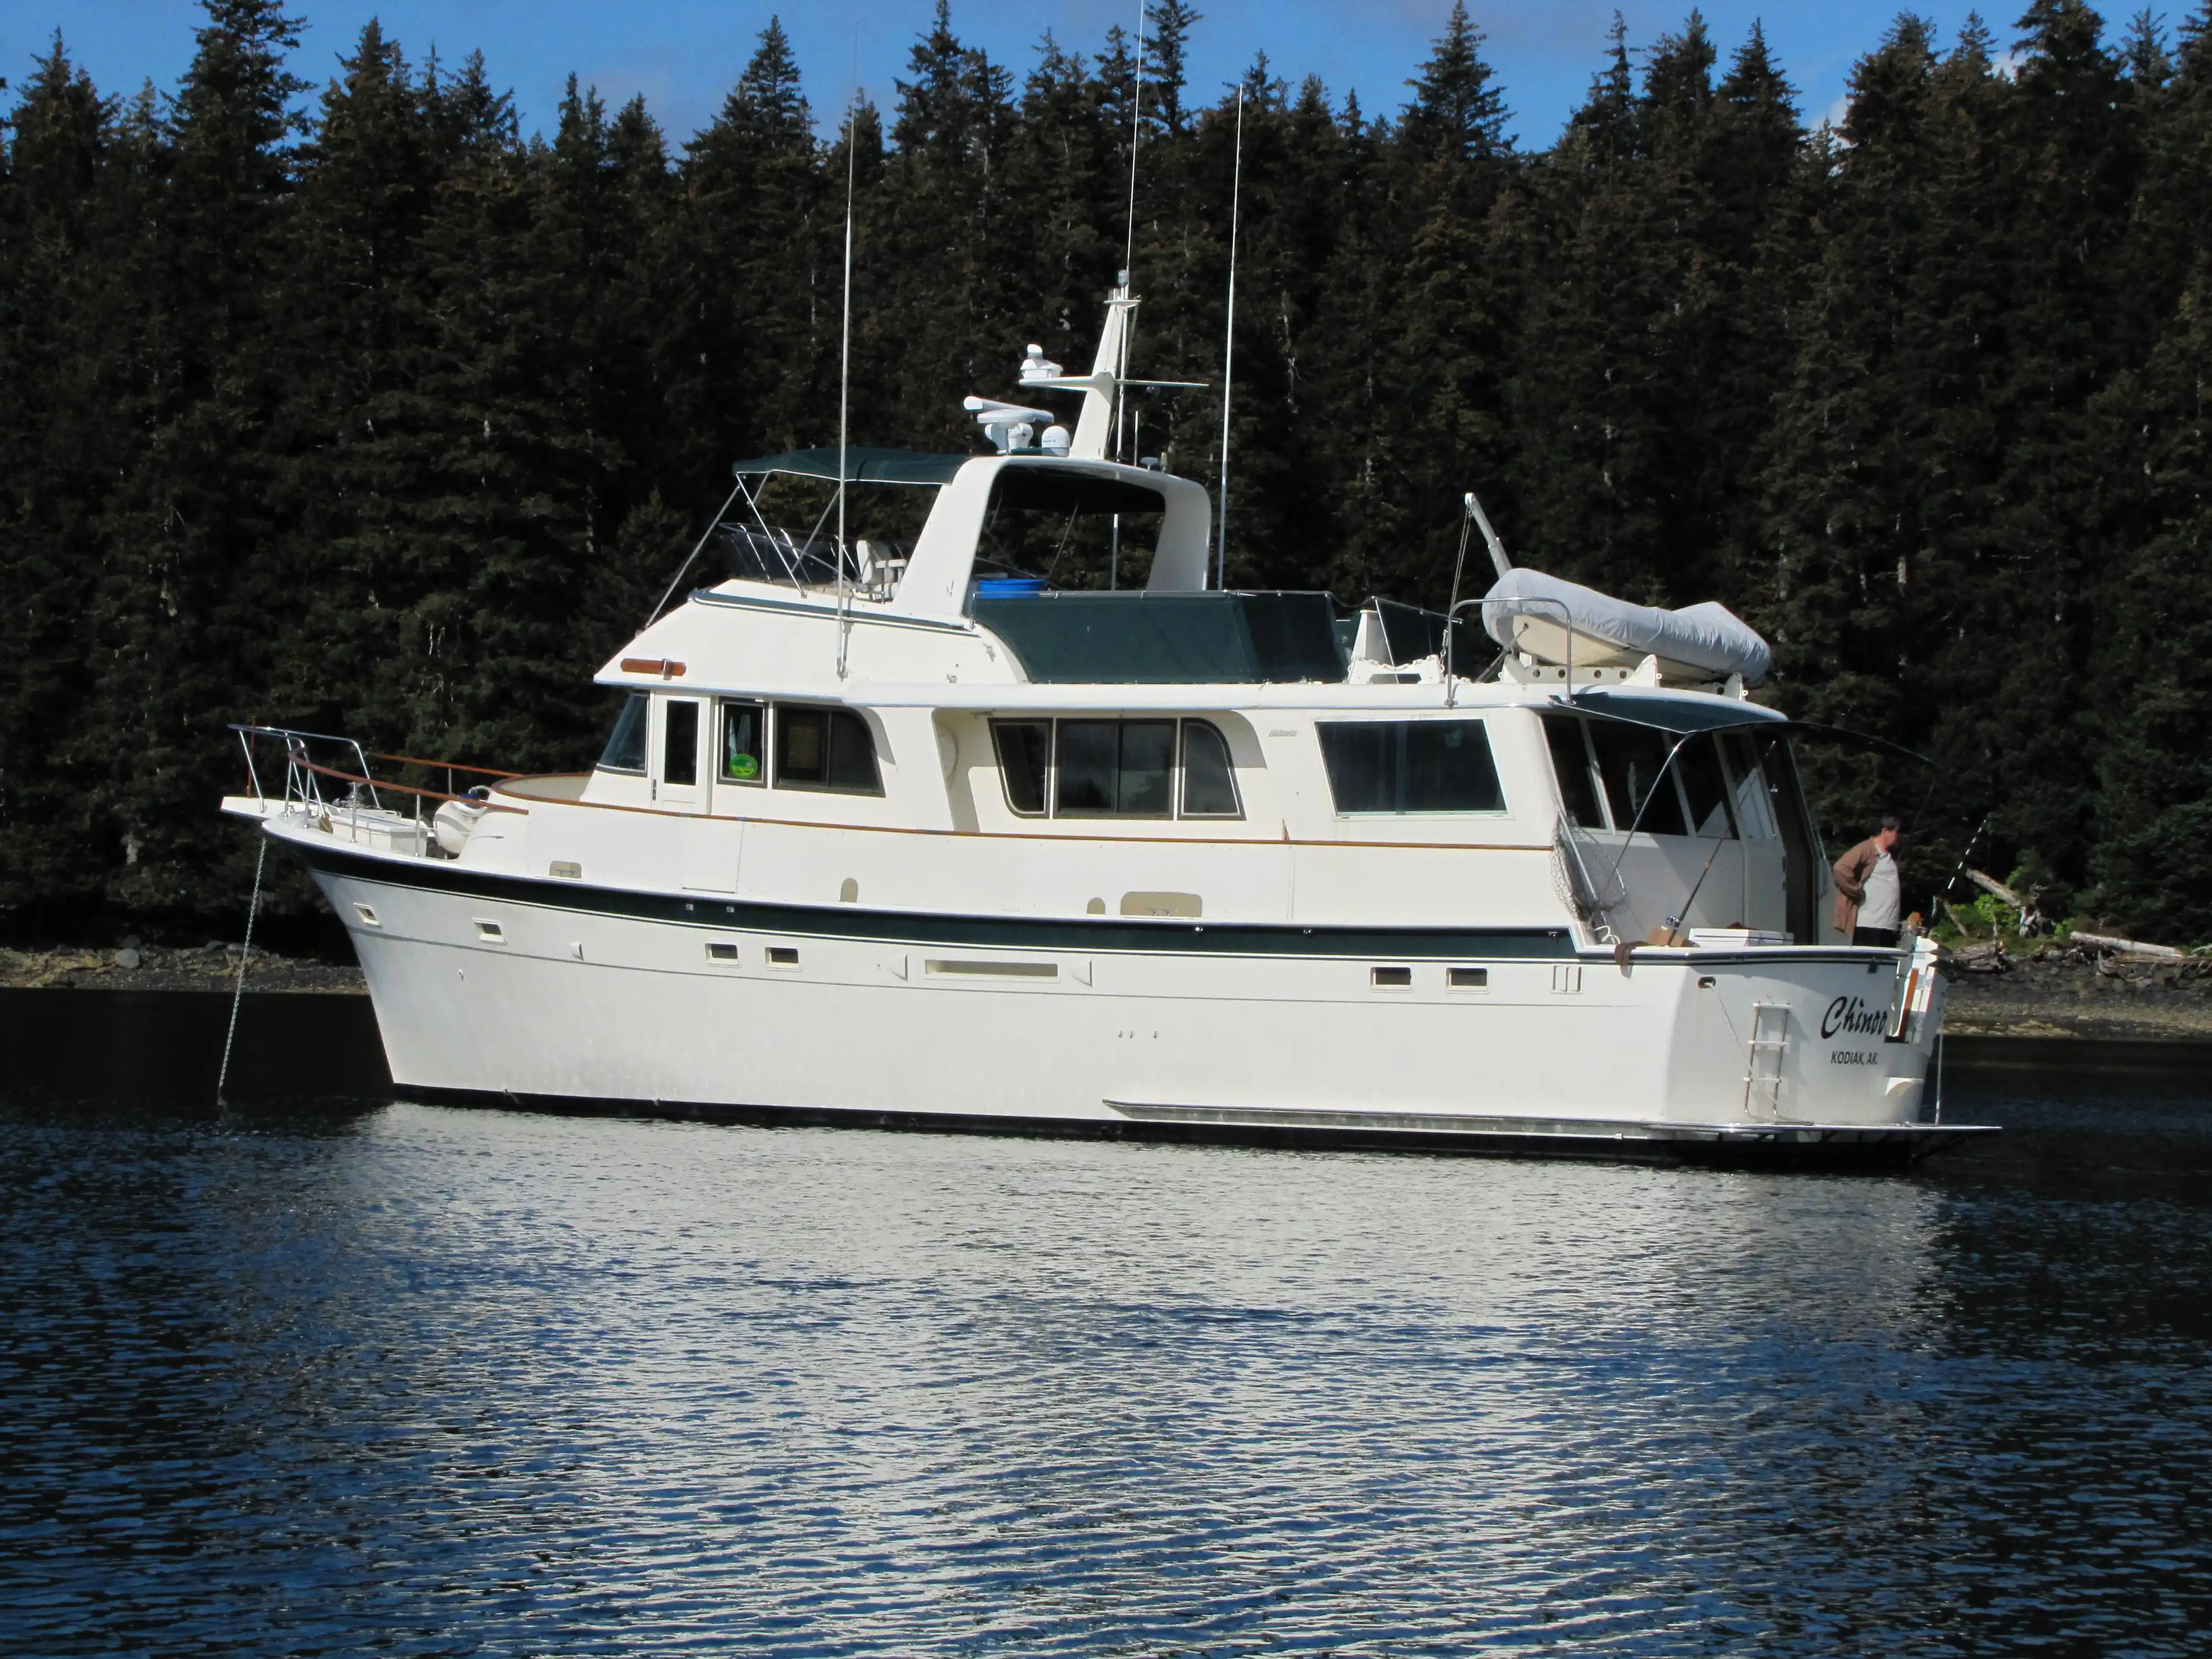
<box><xmin>216</xmin><ymin>833</ymin><xmax>267</xmax><ymax>1106</ymax></box>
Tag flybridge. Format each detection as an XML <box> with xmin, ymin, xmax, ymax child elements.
<box><xmin>701</xmin><ymin>280</ymin><xmax>1791</xmax><ymax>700</ymax></box>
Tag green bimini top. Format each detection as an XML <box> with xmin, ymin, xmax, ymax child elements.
<box><xmin>971</xmin><ymin>591</ymin><xmax>1347</xmax><ymax>685</ymax></box>
<box><xmin>731</xmin><ymin>448</ymin><xmax>972</xmax><ymax>486</ymax></box>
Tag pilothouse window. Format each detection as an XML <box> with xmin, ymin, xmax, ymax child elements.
<box><xmin>1058</xmin><ymin>720</ymin><xmax>1174</xmax><ymax>817</ymax></box>
<box><xmin>989</xmin><ymin>718</ymin><xmax>1244</xmax><ymax>821</ymax></box>
<box><xmin>1180</xmin><ymin>722</ymin><xmax>1241</xmax><ymax>817</ymax></box>
<box><xmin>597</xmin><ymin>693</ymin><xmax>649</xmax><ymax>774</ymax></box>
<box><xmin>721</xmin><ymin>700</ymin><xmax>766</xmax><ymax>784</ymax></box>
<box><xmin>777</xmin><ymin>706</ymin><xmax>883</xmax><ymax>795</ymax></box>
<box><xmin>993</xmin><ymin>721</ymin><xmax>1052</xmax><ymax>816</ymax></box>
<box><xmin>1317</xmin><ymin>720</ymin><xmax>1504</xmax><ymax>814</ymax></box>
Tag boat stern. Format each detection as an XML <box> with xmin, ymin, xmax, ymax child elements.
<box><xmin>1656</xmin><ymin>933</ymin><xmax>1949</xmax><ymax>1129</ymax></box>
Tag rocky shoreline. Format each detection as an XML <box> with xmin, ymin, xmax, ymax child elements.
<box><xmin>0</xmin><ymin>942</ymin><xmax>366</xmax><ymax>994</ymax></box>
<box><xmin>1939</xmin><ymin>942</ymin><xmax>2212</xmax><ymax>1041</ymax></box>
<box><xmin>4</xmin><ymin>938</ymin><xmax>2208</xmax><ymax>1040</ymax></box>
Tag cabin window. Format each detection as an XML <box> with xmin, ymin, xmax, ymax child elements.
<box><xmin>1057</xmin><ymin>719</ymin><xmax>1175</xmax><ymax>817</ymax></box>
<box><xmin>1587</xmin><ymin>719</ymin><xmax>1689</xmax><ymax>836</ymax></box>
<box><xmin>990</xmin><ymin>717</ymin><xmax>1245</xmax><ymax>821</ymax></box>
<box><xmin>662</xmin><ymin>699</ymin><xmax>701</xmax><ymax>787</ymax></box>
<box><xmin>1541</xmin><ymin>713</ymin><xmax>1605</xmax><ymax>830</ymax></box>
<box><xmin>993</xmin><ymin>721</ymin><xmax>1052</xmax><ymax>816</ymax></box>
<box><xmin>1180</xmin><ymin>721</ymin><xmax>1241</xmax><ymax>817</ymax></box>
<box><xmin>776</xmin><ymin>705</ymin><xmax>882</xmax><ymax>795</ymax></box>
<box><xmin>597</xmin><ymin>693</ymin><xmax>649</xmax><ymax>774</ymax></box>
<box><xmin>720</xmin><ymin>700</ymin><xmax>766</xmax><ymax>785</ymax></box>
<box><xmin>1676</xmin><ymin>733</ymin><xmax>1739</xmax><ymax>838</ymax></box>
<box><xmin>1316</xmin><ymin>720</ymin><xmax>1505</xmax><ymax>814</ymax></box>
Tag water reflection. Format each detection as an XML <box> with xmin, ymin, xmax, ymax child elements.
<box><xmin>2</xmin><ymin>992</ymin><xmax>2208</xmax><ymax>1655</ymax></box>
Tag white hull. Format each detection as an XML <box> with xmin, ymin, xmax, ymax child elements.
<box><xmin>291</xmin><ymin>825</ymin><xmax>1968</xmax><ymax>1166</ymax></box>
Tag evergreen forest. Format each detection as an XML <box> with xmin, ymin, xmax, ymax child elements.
<box><xmin>4</xmin><ymin>0</ymin><xmax>2212</xmax><ymax>942</ymax></box>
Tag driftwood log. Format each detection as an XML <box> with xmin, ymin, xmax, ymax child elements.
<box><xmin>1955</xmin><ymin>872</ymin><xmax>2192</xmax><ymax>957</ymax></box>
<box><xmin>2068</xmin><ymin>931</ymin><xmax>2188</xmax><ymax>960</ymax></box>
<box><xmin>1968</xmin><ymin>869</ymin><xmax>2044</xmax><ymax>933</ymax></box>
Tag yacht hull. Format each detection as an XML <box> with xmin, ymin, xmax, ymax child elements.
<box><xmin>285</xmin><ymin>830</ymin><xmax>1973</xmax><ymax>1168</ymax></box>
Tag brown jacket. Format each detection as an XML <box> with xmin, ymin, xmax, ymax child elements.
<box><xmin>1832</xmin><ymin>837</ymin><xmax>1886</xmax><ymax>936</ymax></box>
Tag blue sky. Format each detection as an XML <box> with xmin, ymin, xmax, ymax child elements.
<box><xmin>4</xmin><ymin>3</ymin><xmax>2041</xmax><ymax>147</ymax></box>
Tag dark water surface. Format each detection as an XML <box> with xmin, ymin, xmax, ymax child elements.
<box><xmin>3</xmin><ymin>992</ymin><xmax>2208</xmax><ymax>1656</ymax></box>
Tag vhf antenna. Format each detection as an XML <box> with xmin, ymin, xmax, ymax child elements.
<box><xmin>1117</xmin><ymin>0</ymin><xmax>1144</xmax><ymax>469</ymax></box>
<box><xmin>834</xmin><ymin>85</ymin><xmax>859</xmax><ymax>679</ymax></box>
<box><xmin>1217</xmin><ymin>86</ymin><xmax>1244</xmax><ymax>591</ymax></box>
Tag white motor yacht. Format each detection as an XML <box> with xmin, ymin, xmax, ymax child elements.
<box><xmin>222</xmin><ymin>288</ymin><xmax>1990</xmax><ymax>1166</ymax></box>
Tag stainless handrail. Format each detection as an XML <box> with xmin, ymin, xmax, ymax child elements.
<box><xmin>1447</xmin><ymin>593</ymin><xmax>1574</xmax><ymax>706</ymax></box>
<box><xmin>229</xmin><ymin>723</ymin><xmax>379</xmax><ymax>816</ymax></box>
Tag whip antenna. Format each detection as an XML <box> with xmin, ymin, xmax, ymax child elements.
<box><xmin>1116</xmin><ymin>1</ymin><xmax>1145</xmax><ymax>468</ymax></box>
<box><xmin>1217</xmin><ymin>86</ymin><xmax>1243</xmax><ymax>591</ymax></box>
<box><xmin>1212</xmin><ymin>88</ymin><xmax>1248</xmax><ymax>593</ymax></box>
<box><xmin>835</xmin><ymin>90</ymin><xmax>858</xmax><ymax>678</ymax></box>
<box><xmin>1124</xmin><ymin>1</ymin><xmax>1144</xmax><ymax>285</ymax></box>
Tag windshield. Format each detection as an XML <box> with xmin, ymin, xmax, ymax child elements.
<box><xmin>597</xmin><ymin>693</ymin><xmax>649</xmax><ymax>774</ymax></box>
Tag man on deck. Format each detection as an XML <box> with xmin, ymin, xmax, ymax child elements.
<box><xmin>1833</xmin><ymin>814</ymin><xmax>1904</xmax><ymax>947</ymax></box>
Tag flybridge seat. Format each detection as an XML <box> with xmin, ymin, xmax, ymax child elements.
<box><xmin>1481</xmin><ymin>567</ymin><xmax>1773</xmax><ymax>687</ymax></box>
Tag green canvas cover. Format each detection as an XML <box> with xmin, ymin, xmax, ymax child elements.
<box><xmin>973</xmin><ymin>591</ymin><xmax>1346</xmax><ymax>685</ymax></box>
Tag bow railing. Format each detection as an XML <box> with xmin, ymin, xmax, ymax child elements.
<box><xmin>229</xmin><ymin>724</ymin><xmax>528</xmax><ymax>828</ymax></box>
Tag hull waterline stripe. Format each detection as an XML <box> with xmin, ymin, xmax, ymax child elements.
<box><xmin>283</xmin><ymin>834</ymin><xmax>1577</xmax><ymax>959</ymax></box>
<box><xmin>1105</xmin><ymin>1099</ymin><xmax>1996</xmax><ymax>1142</ymax></box>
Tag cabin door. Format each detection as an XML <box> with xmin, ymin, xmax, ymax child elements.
<box><xmin>651</xmin><ymin>696</ymin><xmax>708</xmax><ymax>812</ymax></box>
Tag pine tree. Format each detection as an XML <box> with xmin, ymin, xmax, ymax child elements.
<box><xmin>878</xmin><ymin>3</ymin><xmax>1020</xmax><ymax>448</ymax></box>
<box><xmin>272</xmin><ymin>22</ymin><xmax>446</xmax><ymax>746</ymax></box>
<box><xmin>2089</xmin><ymin>7</ymin><xmax>2212</xmax><ymax>935</ymax></box>
<box><xmin>0</xmin><ymin>38</ymin><xmax>132</xmax><ymax>924</ymax></box>
<box><xmin>2089</xmin><ymin>272</ymin><xmax>2212</xmax><ymax>937</ymax></box>
<box><xmin>1144</xmin><ymin>0</ymin><xmax>1202</xmax><ymax>137</ymax></box>
<box><xmin>1953</xmin><ymin>1</ymin><xmax>2138</xmax><ymax>891</ymax></box>
<box><xmin>91</xmin><ymin>0</ymin><xmax>306</xmax><ymax>921</ymax></box>
<box><xmin>1504</xmin><ymin>18</ymin><xmax>1678</xmax><ymax>602</ymax></box>
<box><xmin>1336</xmin><ymin>2</ymin><xmax>1515</xmax><ymax>604</ymax></box>
<box><xmin>3</xmin><ymin>2</ymin><xmax>2211</xmax><ymax>931</ymax></box>
<box><xmin>674</xmin><ymin>18</ymin><xmax>824</xmax><ymax>481</ymax></box>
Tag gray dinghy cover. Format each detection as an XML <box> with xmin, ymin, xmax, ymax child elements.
<box><xmin>1480</xmin><ymin>568</ymin><xmax>1773</xmax><ymax>687</ymax></box>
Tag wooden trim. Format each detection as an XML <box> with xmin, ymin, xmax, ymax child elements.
<box><xmin>620</xmin><ymin>657</ymin><xmax>687</xmax><ymax>678</ymax></box>
<box><xmin>296</xmin><ymin>757</ymin><xmax>525</xmax><ymax>813</ymax></box>
<box><xmin>365</xmin><ymin>750</ymin><xmax>525</xmax><ymax>779</ymax></box>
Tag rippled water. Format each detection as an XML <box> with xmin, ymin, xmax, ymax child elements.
<box><xmin>3</xmin><ymin>992</ymin><xmax>2209</xmax><ymax>1655</ymax></box>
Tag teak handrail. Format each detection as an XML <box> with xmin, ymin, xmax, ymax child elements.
<box><xmin>294</xmin><ymin>756</ymin><xmax>526</xmax><ymax>813</ymax></box>
<box><xmin>366</xmin><ymin>750</ymin><xmax>527</xmax><ymax>779</ymax></box>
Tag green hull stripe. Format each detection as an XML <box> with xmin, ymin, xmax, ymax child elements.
<box><xmin>288</xmin><ymin>838</ymin><xmax>1574</xmax><ymax>960</ymax></box>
